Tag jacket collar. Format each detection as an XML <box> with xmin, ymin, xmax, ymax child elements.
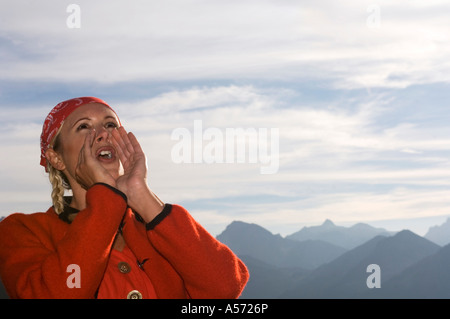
<box><xmin>54</xmin><ymin>196</ymin><xmax>78</xmax><ymax>224</ymax></box>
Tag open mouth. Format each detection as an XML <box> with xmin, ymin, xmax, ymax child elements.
<box><xmin>96</xmin><ymin>147</ymin><xmax>116</xmax><ymax>162</ymax></box>
<box><xmin>98</xmin><ymin>150</ymin><xmax>112</xmax><ymax>159</ymax></box>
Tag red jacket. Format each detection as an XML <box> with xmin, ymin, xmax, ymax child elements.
<box><xmin>0</xmin><ymin>183</ymin><xmax>249</xmax><ymax>299</ymax></box>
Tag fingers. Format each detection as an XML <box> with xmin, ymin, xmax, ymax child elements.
<box><xmin>128</xmin><ymin>132</ymin><xmax>144</xmax><ymax>154</ymax></box>
<box><xmin>111</xmin><ymin>127</ymin><xmax>129</xmax><ymax>166</ymax></box>
<box><xmin>111</xmin><ymin>127</ymin><xmax>143</xmax><ymax>166</ymax></box>
<box><xmin>113</xmin><ymin>127</ymin><xmax>134</xmax><ymax>153</ymax></box>
<box><xmin>79</xmin><ymin>129</ymin><xmax>95</xmax><ymax>161</ymax></box>
<box><xmin>75</xmin><ymin>130</ymin><xmax>96</xmax><ymax>188</ymax></box>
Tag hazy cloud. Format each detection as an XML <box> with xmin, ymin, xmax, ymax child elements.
<box><xmin>1</xmin><ymin>1</ymin><xmax>449</xmax><ymax>236</ymax></box>
<box><xmin>1</xmin><ymin>0</ymin><xmax>449</xmax><ymax>87</ymax></box>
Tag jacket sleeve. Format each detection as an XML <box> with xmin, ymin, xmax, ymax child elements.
<box><xmin>144</xmin><ymin>204</ymin><xmax>249</xmax><ymax>299</ymax></box>
<box><xmin>0</xmin><ymin>184</ymin><xmax>128</xmax><ymax>299</ymax></box>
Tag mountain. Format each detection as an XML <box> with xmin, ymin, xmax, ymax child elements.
<box><xmin>379</xmin><ymin>243</ymin><xmax>450</xmax><ymax>298</ymax></box>
<box><xmin>425</xmin><ymin>217</ymin><xmax>450</xmax><ymax>246</ymax></box>
<box><xmin>286</xmin><ymin>219</ymin><xmax>395</xmax><ymax>249</ymax></box>
<box><xmin>238</xmin><ymin>255</ymin><xmax>309</xmax><ymax>299</ymax></box>
<box><xmin>217</xmin><ymin>221</ymin><xmax>347</xmax><ymax>270</ymax></box>
<box><xmin>281</xmin><ymin>230</ymin><xmax>441</xmax><ymax>298</ymax></box>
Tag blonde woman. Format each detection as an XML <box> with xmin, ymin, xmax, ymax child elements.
<box><xmin>0</xmin><ymin>97</ymin><xmax>248</xmax><ymax>299</ymax></box>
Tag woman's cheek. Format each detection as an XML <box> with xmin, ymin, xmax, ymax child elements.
<box><xmin>62</xmin><ymin>139</ymin><xmax>84</xmax><ymax>173</ymax></box>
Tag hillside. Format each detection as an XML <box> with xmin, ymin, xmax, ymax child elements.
<box><xmin>217</xmin><ymin>221</ymin><xmax>450</xmax><ymax>298</ymax></box>
<box><xmin>238</xmin><ymin>255</ymin><xmax>309</xmax><ymax>299</ymax></box>
<box><xmin>281</xmin><ymin>230</ymin><xmax>440</xmax><ymax>298</ymax></box>
<box><xmin>217</xmin><ymin>221</ymin><xmax>347</xmax><ymax>270</ymax></box>
<box><xmin>379</xmin><ymin>243</ymin><xmax>450</xmax><ymax>298</ymax></box>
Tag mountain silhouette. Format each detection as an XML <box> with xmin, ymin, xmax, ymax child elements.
<box><xmin>217</xmin><ymin>221</ymin><xmax>347</xmax><ymax>269</ymax></box>
<box><xmin>424</xmin><ymin>217</ymin><xmax>450</xmax><ymax>246</ymax></box>
<box><xmin>286</xmin><ymin>219</ymin><xmax>395</xmax><ymax>249</ymax></box>
<box><xmin>379</xmin><ymin>242</ymin><xmax>450</xmax><ymax>298</ymax></box>
<box><xmin>281</xmin><ymin>230</ymin><xmax>440</xmax><ymax>298</ymax></box>
<box><xmin>238</xmin><ymin>255</ymin><xmax>309</xmax><ymax>298</ymax></box>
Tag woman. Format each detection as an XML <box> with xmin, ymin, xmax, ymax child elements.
<box><xmin>0</xmin><ymin>97</ymin><xmax>249</xmax><ymax>299</ymax></box>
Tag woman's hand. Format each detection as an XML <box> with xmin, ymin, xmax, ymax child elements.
<box><xmin>75</xmin><ymin>129</ymin><xmax>117</xmax><ymax>189</ymax></box>
<box><xmin>111</xmin><ymin>127</ymin><xmax>147</xmax><ymax>195</ymax></box>
<box><xmin>111</xmin><ymin>127</ymin><xmax>164</xmax><ymax>221</ymax></box>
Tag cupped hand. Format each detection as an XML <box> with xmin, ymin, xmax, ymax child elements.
<box><xmin>111</xmin><ymin>127</ymin><xmax>149</xmax><ymax>206</ymax></box>
<box><xmin>75</xmin><ymin>129</ymin><xmax>117</xmax><ymax>189</ymax></box>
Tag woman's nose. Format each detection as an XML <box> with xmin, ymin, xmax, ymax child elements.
<box><xmin>94</xmin><ymin>127</ymin><xmax>110</xmax><ymax>143</ymax></box>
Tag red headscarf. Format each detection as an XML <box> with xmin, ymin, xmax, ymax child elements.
<box><xmin>40</xmin><ymin>97</ymin><xmax>120</xmax><ymax>170</ymax></box>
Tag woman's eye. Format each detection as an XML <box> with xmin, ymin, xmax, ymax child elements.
<box><xmin>76</xmin><ymin>123</ymin><xmax>89</xmax><ymax>131</ymax></box>
<box><xmin>106</xmin><ymin>122</ymin><xmax>118</xmax><ymax>129</ymax></box>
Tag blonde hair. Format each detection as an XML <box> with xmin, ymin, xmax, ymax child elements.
<box><xmin>46</xmin><ymin>131</ymin><xmax>71</xmax><ymax>215</ymax></box>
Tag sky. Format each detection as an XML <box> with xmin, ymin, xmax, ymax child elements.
<box><xmin>1</xmin><ymin>0</ymin><xmax>450</xmax><ymax>237</ymax></box>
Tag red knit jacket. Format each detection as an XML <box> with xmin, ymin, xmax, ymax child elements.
<box><xmin>0</xmin><ymin>183</ymin><xmax>249</xmax><ymax>299</ymax></box>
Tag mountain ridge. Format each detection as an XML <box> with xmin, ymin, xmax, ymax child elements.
<box><xmin>214</xmin><ymin>219</ymin><xmax>448</xmax><ymax>298</ymax></box>
<box><xmin>285</xmin><ymin>219</ymin><xmax>395</xmax><ymax>249</ymax></box>
<box><xmin>425</xmin><ymin>217</ymin><xmax>450</xmax><ymax>246</ymax></box>
<box><xmin>216</xmin><ymin>220</ymin><xmax>346</xmax><ymax>269</ymax></box>
<box><xmin>281</xmin><ymin>229</ymin><xmax>441</xmax><ymax>298</ymax></box>
<box><xmin>376</xmin><ymin>242</ymin><xmax>450</xmax><ymax>298</ymax></box>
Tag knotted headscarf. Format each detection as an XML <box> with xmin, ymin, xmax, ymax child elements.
<box><xmin>40</xmin><ymin>97</ymin><xmax>120</xmax><ymax>170</ymax></box>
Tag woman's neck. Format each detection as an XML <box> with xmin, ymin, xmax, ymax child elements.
<box><xmin>69</xmin><ymin>183</ymin><xmax>87</xmax><ymax>211</ymax></box>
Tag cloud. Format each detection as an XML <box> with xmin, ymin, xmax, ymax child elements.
<box><xmin>230</xmin><ymin>187</ymin><xmax>450</xmax><ymax>236</ymax></box>
<box><xmin>1</xmin><ymin>0</ymin><xmax>449</xmax><ymax>88</ymax></box>
<box><xmin>1</xmin><ymin>83</ymin><xmax>449</xmax><ymax>236</ymax></box>
<box><xmin>1</xmin><ymin>1</ymin><xmax>449</xmax><ymax>236</ymax></box>
<box><xmin>106</xmin><ymin>84</ymin><xmax>450</xmax><ymax>199</ymax></box>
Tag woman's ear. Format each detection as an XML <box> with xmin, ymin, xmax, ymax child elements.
<box><xmin>45</xmin><ymin>148</ymin><xmax>66</xmax><ymax>171</ymax></box>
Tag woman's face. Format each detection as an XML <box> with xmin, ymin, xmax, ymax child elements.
<box><xmin>53</xmin><ymin>103</ymin><xmax>122</xmax><ymax>187</ymax></box>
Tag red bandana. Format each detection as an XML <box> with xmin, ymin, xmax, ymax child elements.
<box><xmin>40</xmin><ymin>97</ymin><xmax>120</xmax><ymax>170</ymax></box>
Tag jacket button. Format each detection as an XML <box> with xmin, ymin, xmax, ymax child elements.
<box><xmin>118</xmin><ymin>261</ymin><xmax>131</xmax><ymax>274</ymax></box>
<box><xmin>127</xmin><ymin>290</ymin><xmax>143</xmax><ymax>299</ymax></box>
